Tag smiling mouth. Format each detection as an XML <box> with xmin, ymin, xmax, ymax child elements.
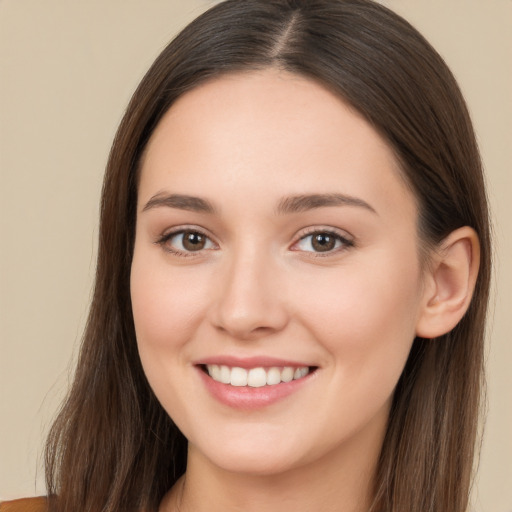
<box><xmin>201</xmin><ymin>364</ymin><xmax>316</xmax><ymax>388</ymax></box>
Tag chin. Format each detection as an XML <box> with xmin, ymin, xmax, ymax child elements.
<box><xmin>209</xmin><ymin>452</ymin><xmax>304</xmax><ymax>477</ymax></box>
<box><xmin>189</xmin><ymin>434</ymin><xmax>312</xmax><ymax>477</ymax></box>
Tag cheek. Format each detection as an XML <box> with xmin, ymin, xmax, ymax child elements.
<box><xmin>130</xmin><ymin>250</ymin><xmax>210</xmax><ymax>365</ymax></box>
<box><xmin>294</xmin><ymin>250</ymin><xmax>422</xmax><ymax>387</ymax></box>
<box><xmin>129</xmin><ymin>251</ymin><xmax>215</xmax><ymax>427</ymax></box>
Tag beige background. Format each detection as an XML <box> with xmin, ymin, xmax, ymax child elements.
<box><xmin>1</xmin><ymin>1</ymin><xmax>510</xmax><ymax>510</ymax></box>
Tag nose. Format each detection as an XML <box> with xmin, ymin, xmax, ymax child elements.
<box><xmin>209</xmin><ymin>247</ymin><xmax>289</xmax><ymax>341</ymax></box>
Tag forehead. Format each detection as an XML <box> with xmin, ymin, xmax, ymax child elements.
<box><xmin>139</xmin><ymin>69</ymin><xmax>416</xmax><ymax>222</ymax></box>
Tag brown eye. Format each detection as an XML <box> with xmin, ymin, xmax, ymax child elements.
<box><xmin>311</xmin><ymin>233</ymin><xmax>336</xmax><ymax>252</ymax></box>
<box><xmin>182</xmin><ymin>231</ymin><xmax>207</xmax><ymax>251</ymax></box>
<box><xmin>294</xmin><ymin>230</ymin><xmax>352</xmax><ymax>254</ymax></box>
<box><xmin>159</xmin><ymin>229</ymin><xmax>215</xmax><ymax>254</ymax></box>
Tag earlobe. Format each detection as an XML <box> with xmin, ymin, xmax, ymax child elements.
<box><xmin>416</xmin><ymin>226</ymin><xmax>480</xmax><ymax>339</ymax></box>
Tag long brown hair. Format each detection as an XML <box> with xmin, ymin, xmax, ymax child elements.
<box><xmin>45</xmin><ymin>1</ymin><xmax>491</xmax><ymax>511</ymax></box>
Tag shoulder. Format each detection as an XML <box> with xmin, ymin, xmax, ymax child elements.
<box><xmin>0</xmin><ymin>498</ymin><xmax>48</xmax><ymax>512</ymax></box>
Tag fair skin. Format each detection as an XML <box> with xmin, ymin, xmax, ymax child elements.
<box><xmin>130</xmin><ymin>70</ymin><xmax>479</xmax><ymax>512</ymax></box>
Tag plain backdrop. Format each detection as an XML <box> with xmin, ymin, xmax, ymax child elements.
<box><xmin>1</xmin><ymin>1</ymin><xmax>511</xmax><ymax>510</ymax></box>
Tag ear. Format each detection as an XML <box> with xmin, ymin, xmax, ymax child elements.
<box><xmin>416</xmin><ymin>226</ymin><xmax>480</xmax><ymax>339</ymax></box>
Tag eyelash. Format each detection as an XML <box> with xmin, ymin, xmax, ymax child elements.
<box><xmin>291</xmin><ymin>228</ymin><xmax>354</xmax><ymax>257</ymax></box>
<box><xmin>155</xmin><ymin>227</ymin><xmax>217</xmax><ymax>257</ymax></box>
<box><xmin>155</xmin><ymin>227</ymin><xmax>354</xmax><ymax>258</ymax></box>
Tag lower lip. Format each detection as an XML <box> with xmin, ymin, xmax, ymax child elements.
<box><xmin>197</xmin><ymin>367</ymin><xmax>314</xmax><ymax>410</ymax></box>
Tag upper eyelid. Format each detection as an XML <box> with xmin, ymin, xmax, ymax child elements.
<box><xmin>294</xmin><ymin>226</ymin><xmax>354</xmax><ymax>241</ymax></box>
<box><xmin>159</xmin><ymin>225</ymin><xmax>216</xmax><ymax>241</ymax></box>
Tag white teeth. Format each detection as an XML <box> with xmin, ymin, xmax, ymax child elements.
<box><xmin>230</xmin><ymin>367</ymin><xmax>248</xmax><ymax>387</ymax></box>
<box><xmin>247</xmin><ymin>368</ymin><xmax>267</xmax><ymax>387</ymax></box>
<box><xmin>294</xmin><ymin>367</ymin><xmax>309</xmax><ymax>379</ymax></box>
<box><xmin>266</xmin><ymin>367</ymin><xmax>281</xmax><ymax>385</ymax></box>
<box><xmin>205</xmin><ymin>364</ymin><xmax>311</xmax><ymax>387</ymax></box>
<box><xmin>219</xmin><ymin>365</ymin><xmax>231</xmax><ymax>384</ymax></box>
<box><xmin>210</xmin><ymin>364</ymin><xmax>221</xmax><ymax>381</ymax></box>
<box><xmin>281</xmin><ymin>367</ymin><xmax>294</xmax><ymax>383</ymax></box>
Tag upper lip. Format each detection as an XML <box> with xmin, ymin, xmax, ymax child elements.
<box><xmin>194</xmin><ymin>355</ymin><xmax>314</xmax><ymax>369</ymax></box>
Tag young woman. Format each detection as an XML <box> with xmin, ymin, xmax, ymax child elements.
<box><xmin>1</xmin><ymin>1</ymin><xmax>491</xmax><ymax>511</ymax></box>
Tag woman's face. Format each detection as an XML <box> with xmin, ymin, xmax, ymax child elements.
<box><xmin>131</xmin><ymin>70</ymin><xmax>429</xmax><ymax>476</ymax></box>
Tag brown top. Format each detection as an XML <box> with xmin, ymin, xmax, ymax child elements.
<box><xmin>0</xmin><ymin>498</ymin><xmax>48</xmax><ymax>512</ymax></box>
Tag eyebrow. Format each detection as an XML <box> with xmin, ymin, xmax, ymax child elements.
<box><xmin>142</xmin><ymin>193</ymin><xmax>216</xmax><ymax>214</ymax></box>
<box><xmin>276</xmin><ymin>193</ymin><xmax>377</xmax><ymax>215</ymax></box>
<box><xmin>141</xmin><ymin>192</ymin><xmax>376</xmax><ymax>216</ymax></box>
